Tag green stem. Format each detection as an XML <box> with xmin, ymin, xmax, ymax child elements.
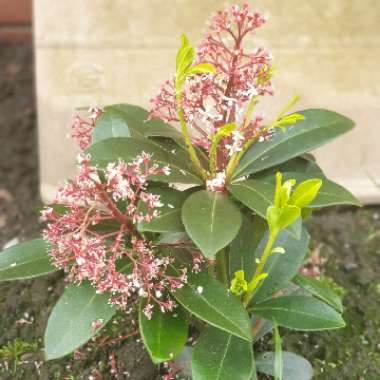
<box><xmin>243</xmin><ymin>230</ymin><xmax>278</xmax><ymax>306</ymax></box>
<box><xmin>266</xmin><ymin>94</ymin><xmax>301</xmax><ymax>132</ymax></box>
<box><xmin>225</xmin><ymin>95</ymin><xmax>301</xmax><ymax>182</ymax></box>
<box><xmin>176</xmin><ymin>94</ymin><xmax>207</xmax><ymax>180</ymax></box>
<box><xmin>225</xmin><ymin>96</ymin><xmax>257</xmax><ymax>180</ymax></box>
<box><xmin>209</xmin><ymin>134</ymin><xmax>222</xmax><ymax>176</ymax></box>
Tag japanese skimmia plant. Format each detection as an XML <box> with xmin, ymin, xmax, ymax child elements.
<box><xmin>0</xmin><ymin>5</ymin><xmax>361</xmax><ymax>380</ymax></box>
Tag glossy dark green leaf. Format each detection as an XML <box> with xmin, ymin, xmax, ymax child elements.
<box><xmin>293</xmin><ymin>274</ymin><xmax>343</xmax><ymax>313</ymax></box>
<box><xmin>44</xmin><ymin>282</ymin><xmax>116</xmax><ymax>360</ymax></box>
<box><xmin>102</xmin><ymin>104</ymin><xmax>150</xmax><ymax>138</ymax></box>
<box><xmin>251</xmin><ymin>295</ymin><xmax>345</xmax><ymax>331</ymax></box>
<box><xmin>233</xmin><ymin>109</ymin><xmax>355</xmax><ymax>178</ymax></box>
<box><xmin>86</xmin><ymin>137</ymin><xmax>202</xmax><ymax>185</ymax></box>
<box><xmin>138</xmin><ymin>188</ymin><xmax>188</xmax><ymax>233</ymax></box>
<box><xmin>181</xmin><ymin>190</ymin><xmax>242</xmax><ymax>259</ymax></box>
<box><xmin>107</xmin><ymin>103</ymin><xmax>185</xmax><ymax>143</ymax></box>
<box><xmin>229</xmin><ymin>216</ymin><xmax>266</xmax><ymax>280</ymax></box>
<box><xmin>254</xmin><ymin>156</ymin><xmax>323</xmax><ymax>179</ymax></box>
<box><xmin>0</xmin><ymin>239</ymin><xmax>58</xmax><ymax>281</ymax></box>
<box><xmin>252</xmin><ymin>227</ymin><xmax>310</xmax><ymax>302</ymax></box>
<box><xmin>92</xmin><ymin>109</ymin><xmax>131</xmax><ymax>143</ymax></box>
<box><xmin>228</xmin><ymin>179</ymin><xmax>273</xmax><ymax>219</ymax></box>
<box><xmin>192</xmin><ymin>326</ymin><xmax>254</xmax><ymax>380</ymax></box>
<box><xmin>139</xmin><ymin>305</ymin><xmax>188</xmax><ymax>363</ymax></box>
<box><xmin>173</xmin><ymin>273</ymin><xmax>252</xmax><ymax>341</ymax></box>
<box><xmin>256</xmin><ymin>351</ymin><xmax>313</xmax><ymax>380</ymax></box>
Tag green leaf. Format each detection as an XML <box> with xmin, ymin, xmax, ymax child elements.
<box><xmin>86</xmin><ymin>137</ymin><xmax>202</xmax><ymax>185</ymax></box>
<box><xmin>289</xmin><ymin>179</ymin><xmax>322</xmax><ymax>209</ymax></box>
<box><xmin>181</xmin><ymin>190</ymin><xmax>242</xmax><ymax>259</ymax></box>
<box><xmin>256</xmin><ymin>351</ymin><xmax>313</xmax><ymax>380</ymax></box>
<box><xmin>138</xmin><ymin>188</ymin><xmax>188</xmax><ymax>233</ymax></box>
<box><xmin>228</xmin><ymin>180</ymin><xmax>301</xmax><ymax>239</ymax></box>
<box><xmin>173</xmin><ymin>273</ymin><xmax>252</xmax><ymax>341</ymax></box>
<box><xmin>139</xmin><ymin>305</ymin><xmax>188</xmax><ymax>364</ymax></box>
<box><xmin>228</xmin><ymin>179</ymin><xmax>274</xmax><ymax>219</ymax></box>
<box><xmin>293</xmin><ymin>274</ymin><xmax>343</xmax><ymax>313</ymax></box>
<box><xmin>233</xmin><ymin>109</ymin><xmax>355</xmax><ymax>179</ymax></box>
<box><xmin>229</xmin><ymin>216</ymin><xmax>266</xmax><ymax>280</ymax></box>
<box><xmin>231</xmin><ymin>173</ymin><xmax>360</xmax><ymax>218</ymax></box>
<box><xmin>252</xmin><ymin>227</ymin><xmax>310</xmax><ymax>302</ymax></box>
<box><xmin>254</xmin><ymin>156</ymin><xmax>323</xmax><ymax>179</ymax></box>
<box><xmin>276</xmin><ymin>205</ymin><xmax>301</xmax><ymax>231</ymax></box>
<box><xmin>102</xmin><ymin>104</ymin><xmax>150</xmax><ymax>138</ymax></box>
<box><xmin>0</xmin><ymin>239</ymin><xmax>58</xmax><ymax>281</ymax></box>
<box><xmin>103</xmin><ymin>104</ymin><xmax>184</xmax><ymax>143</ymax></box>
<box><xmin>283</xmin><ymin>172</ymin><xmax>361</xmax><ymax>208</ymax></box>
<box><xmin>251</xmin><ymin>295</ymin><xmax>345</xmax><ymax>331</ymax></box>
<box><xmin>192</xmin><ymin>326</ymin><xmax>254</xmax><ymax>380</ymax></box>
<box><xmin>176</xmin><ymin>34</ymin><xmax>194</xmax><ymax>74</ymax></box>
<box><xmin>92</xmin><ymin>109</ymin><xmax>131</xmax><ymax>144</ymax></box>
<box><xmin>44</xmin><ymin>282</ymin><xmax>116</xmax><ymax>360</ymax></box>
<box><xmin>187</xmin><ymin>63</ymin><xmax>216</xmax><ymax>76</ymax></box>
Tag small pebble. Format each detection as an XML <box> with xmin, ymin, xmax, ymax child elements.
<box><xmin>344</xmin><ymin>262</ymin><xmax>358</xmax><ymax>272</ymax></box>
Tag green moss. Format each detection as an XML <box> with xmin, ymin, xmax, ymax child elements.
<box><xmin>0</xmin><ymin>338</ymin><xmax>39</xmax><ymax>374</ymax></box>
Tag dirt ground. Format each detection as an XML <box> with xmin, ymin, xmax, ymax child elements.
<box><xmin>0</xmin><ymin>42</ymin><xmax>379</xmax><ymax>380</ymax></box>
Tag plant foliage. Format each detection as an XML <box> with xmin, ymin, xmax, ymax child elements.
<box><xmin>1</xmin><ymin>4</ymin><xmax>359</xmax><ymax>379</ymax></box>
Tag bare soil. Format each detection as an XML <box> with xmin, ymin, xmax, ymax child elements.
<box><xmin>0</xmin><ymin>42</ymin><xmax>379</xmax><ymax>380</ymax></box>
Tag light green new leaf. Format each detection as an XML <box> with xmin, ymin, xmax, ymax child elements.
<box><xmin>0</xmin><ymin>239</ymin><xmax>58</xmax><ymax>281</ymax></box>
<box><xmin>256</xmin><ymin>351</ymin><xmax>313</xmax><ymax>380</ymax></box>
<box><xmin>44</xmin><ymin>282</ymin><xmax>116</xmax><ymax>360</ymax></box>
<box><xmin>293</xmin><ymin>274</ymin><xmax>343</xmax><ymax>313</ymax></box>
<box><xmin>192</xmin><ymin>326</ymin><xmax>254</xmax><ymax>380</ymax></box>
<box><xmin>229</xmin><ymin>173</ymin><xmax>360</xmax><ymax>218</ymax></box>
<box><xmin>282</xmin><ymin>172</ymin><xmax>361</xmax><ymax>208</ymax></box>
<box><xmin>251</xmin><ymin>295</ymin><xmax>345</xmax><ymax>331</ymax></box>
<box><xmin>187</xmin><ymin>63</ymin><xmax>216</xmax><ymax>76</ymax></box>
<box><xmin>86</xmin><ymin>137</ymin><xmax>202</xmax><ymax>185</ymax></box>
<box><xmin>276</xmin><ymin>204</ymin><xmax>301</xmax><ymax>231</ymax></box>
<box><xmin>173</xmin><ymin>273</ymin><xmax>252</xmax><ymax>341</ymax></box>
<box><xmin>138</xmin><ymin>188</ymin><xmax>188</xmax><ymax>233</ymax></box>
<box><xmin>289</xmin><ymin>179</ymin><xmax>322</xmax><ymax>209</ymax></box>
<box><xmin>139</xmin><ymin>305</ymin><xmax>188</xmax><ymax>363</ymax></box>
<box><xmin>233</xmin><ymin>109</ymin><xmax>355</xmax><ymax>179</ymax></box>
<box><xmin>181</xmin><ymin>190</ymin><xmax>242</xmax><ymax>259</ymax></box>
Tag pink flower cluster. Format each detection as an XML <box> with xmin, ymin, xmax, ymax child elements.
<box><xmin>149</xmin><ymin>4</ymin><xmax>274</xmax><ymax>170</ymax></box>
<box><xmin>42</xmin><ymin>153</ymin><xmax>187</xmax><ymax>318</ymax></box>
<box><xmin>72</xmin><ymin>107</ymin><xmax>103</xmax><ymax>150</ymax></box>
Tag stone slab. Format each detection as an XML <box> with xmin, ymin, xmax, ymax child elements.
<box><xmin>34</xmin><ymin>0</ymin><xmax>380</xmax><ymax>203</ymax></box>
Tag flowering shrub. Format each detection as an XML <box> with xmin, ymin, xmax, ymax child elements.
<box><xmin>0</xmin><ymin>4</ymin><xmax>360</xmax><ymax>380</ymax></box>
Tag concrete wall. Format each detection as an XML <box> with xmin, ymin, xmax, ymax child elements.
<box><xmin>34</xmin><ymin>0</ymin><xmax>380</xmax><ymax>203</ymax></box>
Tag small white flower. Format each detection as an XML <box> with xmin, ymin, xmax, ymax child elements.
<box><xmin>76</xmin><ymin>256</ymin><xmax>86</xmax><ymax>265</ymax></box>
<box><xmin>155</xmin><ymin>290</ymin><xmax>162</xmax><ymax>298</ymax></box>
